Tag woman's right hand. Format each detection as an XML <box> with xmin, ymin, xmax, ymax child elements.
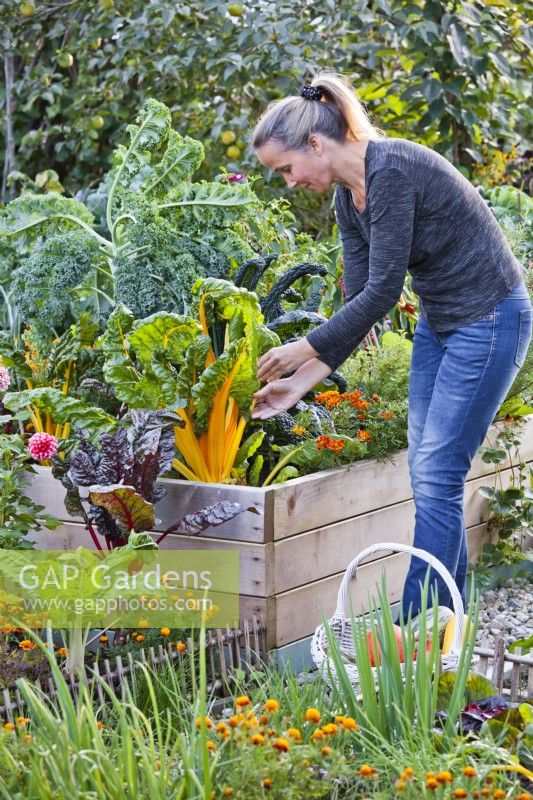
<box><xmin>251</xmin><ymin>377</ymin><xmax>306</xmax><ymax>420</ymax></box>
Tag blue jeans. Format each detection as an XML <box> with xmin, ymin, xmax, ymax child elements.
<box><xmin>399</xmin><ymin>280</ymin><xmax>532</xmax><ymax>621</ymax></box>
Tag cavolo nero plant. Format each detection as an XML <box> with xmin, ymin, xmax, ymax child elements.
<box><xmin>0</xmin><ymin>99</ymin><xmax>259</xmax><ymax>357</ymax></box>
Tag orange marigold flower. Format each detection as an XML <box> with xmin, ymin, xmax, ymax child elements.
<box><xmin>235</xmin><ymin>695</ymin><xmax>250</xmax><ymax>708</ymax></box>
<box><xmin>55</xmin><ymin>647</ymin><xmax>69</xmax><ymax>657</ymax></box>
<box><xmin>160</xmin><ymin>627</ymin><xmax>171</xmax><ymax>637</ymax></box>
<box><xmin>287</xmin><ymin>727</ymin><xmax>301</xmax><ymax>739</ymax></box>
<box><xmin>273</xmin><ymin>737</ymin><xmax>289</xmax><ymax>752</ymax></box>
<box><xmin>304</xmin><ymin>708</ymin><xmax>321</xmax><ymax>723</ymax></box>
<box><xmin>195</xmin><ymin>716</ymin><xmax>213</xmax><ymax>729</ymax></box>
<box><xmin>437</xmin><ymin>771</ymin><xmax>453</xmax><ymax>783</ymax></box>
<box><xmin>452</xmin><ymin>790</ymin><xmax>468</xmax><ymax>799</ymax></box>
<box><xmin>492</xmin><ymin>791</ymin><xmax>505</xmax><ymax>799</ymax></box>
<box><xmin>371</xmin><ymin>393</ymin><xmax>380</xmax><ymax>402</ymax></box>
<box><xmin>356</xmin><ymin>429</ymin><xmax>372</xmax><ymax>442</ymax></box>
<box><xmin>259</xmin><ymin>714</ymin><xmax>269</xmax><ymax>725</ymax></box>
<box><xmin>16</xmin><ymin>717</ymin><xmax>30</xmax><ymax>726</ymax></box>
<box><xmin>311</xmin><ymin>729</ymin><xmax>324</xmax><ymax>742</ymax></box>
<box><xmin>135</xmin><ymin>635</ymin><xmax>144</xmax><ymax>643</ymax></box>
<box><xmin>3</xmin><ymin>722</ymin><xmax>15</xmax><ymax>731</ymax></box>
<box><xmin>480</xmin><ymin>791</ymin><xmax>490</xmax><ymax>798</ymax></box>
<box><xmin>23</xmin><ymin>734</ymin><xmax>32</xmax><ymax>743</ymax></box>
<box><xmin>99</xmin><ymin>635</ymin><xmax>109</xmax><ymax>644</ymax></box>
<box><xmin>291</xmin><ymin>425</ymin><xmax>306</xmax><ymax>436</ymax></box>
<box><xmin>263</xmin><ymin>699</ymin><xmax>279</xmax><ymax>713</ymax></box>
<box><xmin>228</xmin><ymin>715</ymin><xmax>240</xmax><ymax>728</ymax></box>
<box><xmin>379</xmin><ymin>410</ymin><xmax>395</xmax><ymax>420</ymax></box>
<box><xmin>315</xmin><ymin>390</ymin><xmax>342</xmax><ymax>409</ymax></box>
<box><xmin>18</xmin><ymin>640</ymin><xmax>36</xmax><ymax>651</ymax></box>
<box><xmin>321</xmin><ymin>746</ymin><xmax>332</xmax><ymax>756</ymax></box>
<box><xmin>216</xmin><ymin>722</ymin><xmax>228</xmax><ymax>734</ymax></box>
<box><xmin>359</xmin><ymin>764</ymin><xmax>377</xmax><ymax>777</ymax></box>
<box><xmin>322</xmin><ymin>723</ymin><xmax>338</xmax><ymax>735</ymax></box>
<box><xmin>206</xmin><ymin>741</ymin><xmax>217</xmax><ymax>752</ymax></box>
<box><xmin>395</xmin><ymin>779</ymin><xmax>407</xmax><ymax>791</ymax></box>
<box><xmin>335</xmin><ymin>715</ymin><xmax>346</xmax><ymax>724</ymax></box>
<box><xmin>342</xmin><ymin>716</ymin><xmax>358</xmax><ymax>730</ymax></box>
<box><xmin>426</xmin><ymin>778</ymin><xmax>439</xmax><ymax>790</ymax></box>
<box><xmin>463</xmin><ymin>766</ymin><xmax>477</xmax><ymax>778</ymax></box>
<box><xmin>517</xmin><ymin>794</ymin><xmax>533</xmax><ymax>800</ymax></box>
<box><xmin>176</xmin><ymin>641</ymin><xmax>187</xmax><ymax>652</ymax></box>
<box><xmin>485</xmin><ymin>774</ymin><xmax>494</xmax><ymax>784</ymax></box>
<box><xmin>267</xmin><ymin>728</ymin><xmax>276</xmax><ymax>736</ymax></box>
<box><xmin>262</xmin><ymin>778</ymin><xmax>273</xmax><ymax>790</ymax></box>
<box><xmin>95</xmin><ymin>721</ymin><xmax>104</xmax><ymax>730</ymax></box>
<box><xmin>223</xmin><ymin>790</ymin><xmax>233</xmax><ymax>798</ymax></box>
<box><xmin>401</xmin><ymin>767</ymin><xmax>414</xmax><ymax>779</ymax></box>
<box><xmin>251</xmin><ymin>733</ymin><xmax>265</xmax><ymax>745</ymax></box>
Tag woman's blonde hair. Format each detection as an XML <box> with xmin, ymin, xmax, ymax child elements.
<box><xmin>251</xmin><ymin>71</ymin><xmax>386</xmax><ymax>152</ymax></box>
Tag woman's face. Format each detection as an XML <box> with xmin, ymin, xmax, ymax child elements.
<box><xmin>255</xmin><ymin>135</ymin><xmax>332</xmax><ymax>193</ymax></box>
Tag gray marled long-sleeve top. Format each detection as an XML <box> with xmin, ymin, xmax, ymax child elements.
<box><xmin>305</xmin><ymin>137</ymin><xmax>523</xmax><ymax>371</ymax></box>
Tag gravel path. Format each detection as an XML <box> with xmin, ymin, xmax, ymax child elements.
<box><xmin>477</xmin><ymin>576</ymin><xmax>533</xmax><ymax>651</ymax></box>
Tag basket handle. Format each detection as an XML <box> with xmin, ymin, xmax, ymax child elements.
<box><xmin>335</xmin><ymin>542</ymin><xmax>465</xmax><ymax>656</ymax></box>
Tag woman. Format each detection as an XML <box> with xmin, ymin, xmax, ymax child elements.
<box><xmin>250</xmin><ymin>71</ymin><xmax>532</xmax><ymax>620</ymax></box>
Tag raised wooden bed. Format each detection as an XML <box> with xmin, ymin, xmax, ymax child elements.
<box><xmin>26</xmin><ymin>418</ymin><xmax>533</xmax><ymax>651</ymax></box>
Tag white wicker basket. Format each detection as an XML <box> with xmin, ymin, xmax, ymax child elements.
<box><xmin>310</xmin><ymin>542</ymin><xmax>465</xmax><ymax>690</ymax></box>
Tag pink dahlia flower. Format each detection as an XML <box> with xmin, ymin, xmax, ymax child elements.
<box><xmin>27</xmin><ymin>432</ymin><xmax>59</xmax><ymax>461</ymax></box>
<box><xmin>0</xmin><ymin>366</ymin><xmax>10</xmax><ymax>392</ymax></box>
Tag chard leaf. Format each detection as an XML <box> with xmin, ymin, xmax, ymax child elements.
<box><xmin>128</xmin><ymin>313</ymin><xmax>201</xmax><ymax>366</ymax></box>
<box><xmin>88</xmin><ymin>484</ymin><xmax>155</xmax><ymax>533</ymax></box>
<box><xmin>234</xmin><ymin>429</ymin><xmax>265</xmax><ymax>468</ymax></box>
<box><xmin>191</xmin><ymin>339</ymin><xmax>247</xmax><ymax>432</ymax></box>
<box><xmin>174</xmin><ymin>334</ymin><xmax>212</xmax><ymax>401</ymax></box>
<box><xmin>175</xmin><ymin>500</ymin><xmax>245</xmax><ymax>536</ymax></box>
<box><xmin>97</xmin><ymin>428</ymin><xmax>134</xmax><ymax>486</ymax></box>
<box><xmin>3</xmin><ymin>388</ymin><xmax>118</xmax><ymax>439</ymax></box>
<box><xmin>101</xmin><ymin>305</ymin><xmax>165</xmax><ymax>408</ymax></box>
<box><xmin>69</xmin><ymin>449</ymin><xmax>98</xmax><ymax>487</ymax></box>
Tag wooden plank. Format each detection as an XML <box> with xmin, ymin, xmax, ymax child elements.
<box><xmin>273</xmin><ymin>552</ymin><xmax>411</xmax><ymax>647</ymax></box>
<box><xmin>23</xmin><ymin>419</ymin><xmax>533</xmax><ymax>545</ymax></box>
<box><xmin>270</xmin><ymin>465</ymin><xmax>516</xmax><ymax>592</ymax></box>
<box><xmin>271</xmin><ymin>418</ymin><xmax>533</xmax><ymax>540</ymax></box>
<box><xmin>25</xmin><ymin>466</ymin><xmax>267</xmax><ymax>543</ymax></box>
<box><xmin>29</xmin><ymin>522</ymin><xmax>269</xmax><ymax>596</ymax></box>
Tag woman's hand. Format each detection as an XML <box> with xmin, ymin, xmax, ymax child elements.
<box><xmin>252</xmin><ymin>377</ymin><xmax>307</xmax><ymax>420</ymax></box>
<box><xmin>257</xmin><ymin>338</ymin><xmax>319</xmax><ymax>382</ymax></box>
<box><xmin>252</xmin><ymin>358</ymin><xmax>333</xmax><ymax>421</ymax></box>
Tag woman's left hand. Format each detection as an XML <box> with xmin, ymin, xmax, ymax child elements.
<box><xmin>257</xmin><ymin>338</ymin><xmax>319</xmax><ymax>382</ymax></box>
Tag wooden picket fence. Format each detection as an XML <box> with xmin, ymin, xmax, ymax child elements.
<box><xmin>474</xmin><ymin>636</ymin><xmax>533</xmax><ymax>701</ymax></box>
<box><xmin>0</xmin><ymin>617</ymin><xmax>267</xmax><ymax>722</ymax></box>
<box><xmin>1</xmin><ymin>627</ymin><xmax>531</xmax><ymax>722</ymax></box>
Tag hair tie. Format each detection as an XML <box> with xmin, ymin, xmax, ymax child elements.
<box><xmin>299</xmin><ymin>85</ymin><xmax>323</xmax><ymax>101</ymax></box>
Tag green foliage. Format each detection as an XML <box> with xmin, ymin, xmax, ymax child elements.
<box><xmin>0</xmin><ymin>98</ymin><xmax>259</xmax><ymax>359</ymax></box>
<box><xmin>10</xmin><ymin>232</ymin><xmax>103</xmax><ymax>337</ymax></box>
<box><xmin>339</xmin><ymin>337</ymin><xmax>412</xmax><ymax>405</ymax></box>
<box><xmin>2</xmin><ymin>388</ymin><xmax>119</xmax><ymax>441</ymax></box>
<box><xmin>1</xmin><ymin>0</ymin><xmax>530</xmax><ymax>239</ymax></box>
<box><xmin>0</xmin><ymin>434</ymin><xmax>60</xmax><ymax>549</ymax></box>
<box><xmin>474</xmin><ymin>421</ymin><xmax>533</xmax><ymax>586</ymax></box>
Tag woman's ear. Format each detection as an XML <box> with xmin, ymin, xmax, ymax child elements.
<box><xmin>308</xmin><ymin>133</ymin><xmax>323</xmax><ymax>154</ymax></box>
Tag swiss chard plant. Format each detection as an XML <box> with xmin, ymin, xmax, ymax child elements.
<box><xmin>50</xmin><ymin>407</ymin><xmax>248</xmax><ymax>549</ymax></box>
<box><xmin>98</xmin><ymin>278</ymin><xmax>280</xmax><ymax>484</ymax></box>
<box><xmin>0</xmin><ymin>99</ymin><xmax>259</xmax><ymax>358</ymax></box>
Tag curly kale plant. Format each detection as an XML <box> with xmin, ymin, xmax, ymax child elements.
<box><xmin>0</xmin><ymin>99</ymin><xmax>259</xmax><ymax>350</ymax></box>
